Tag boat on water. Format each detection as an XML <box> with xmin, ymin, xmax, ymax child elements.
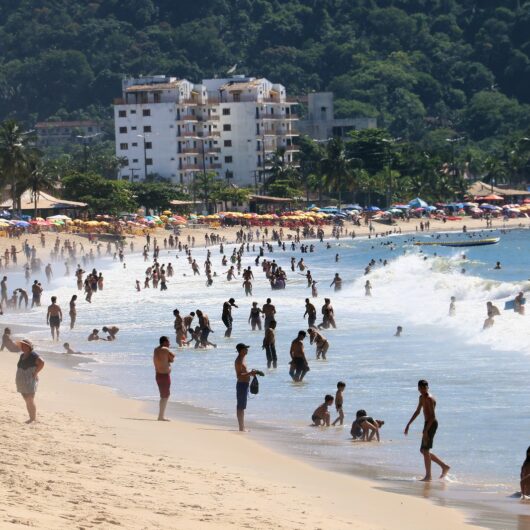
<box><xmin>414</xmin><ymin>237</ymin><xmax>500</xmax><ymax>248</ymax></box>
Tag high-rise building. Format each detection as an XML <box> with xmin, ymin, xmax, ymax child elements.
<box><xmin>114</xmin><ymin>75</ymin><xmax>299</xmax><ymax>187</ymax></box>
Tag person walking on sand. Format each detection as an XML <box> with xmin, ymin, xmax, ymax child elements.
<box><xmin>234</xmin><ymin>343</ymin><xmax>257</xmax><ymax>432</ymax></box>
<box><xmin>46</xmin><ymin>296</ymin><xmax>63</xmax><ymax>341</ymax></box>
<box><xmin>15</xmin><ymin>339</ymin><xmax>44</xmax><ymax>424</ymax></box>
<box><xmin>153</xmin><ymin>335</ymin><xmax>175</xmax><ymax>421</ymax></box>
<box><xmin>404</xmin><ymin>379</ymin><xmax>450</xmax><ymax>481</ymax></box>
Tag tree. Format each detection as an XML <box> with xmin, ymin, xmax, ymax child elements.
<box><xmin>62</xmin><ymin>172</ymin><xmax>137</xmax><ymax>215</ymax></box>
<box><xmin>131</xmin><ymin>182</ymin><xmax>188</xmax><ymax>212</ymax></box>
<box><xmin>321</xmin><ymin>138</ymin><xmax>354</xmax><ymax>210</ymax></box>
<box><xmin>24</xmin><ymin>160</ymin><xmax>58</xmax><ymax>218</ymax></box>
<box><xmin>191</xmin><ymin>171</ymin><xmax>220</xmax><ymax>214</ymax></box>
<box><xmin>0</xmin><ymin>120</ymin><xmax>35</xmax><ymax>213</ymax></box>
<box><xmin>212</xmin><ymin>185</ymin><xmax>251</xmax><ymax>211</ymax></box>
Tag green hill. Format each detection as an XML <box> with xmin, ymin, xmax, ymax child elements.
<box><xmin>0</xmin><ymin>0</ymin><xmax>529</xmax><ymax>145</ymax></box>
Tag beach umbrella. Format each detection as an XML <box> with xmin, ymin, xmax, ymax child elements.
<box><xmin>47</xmin><ymin>214</ymin><xmax>71</xmax><ymax>221</ymax></box>
<box><xmin>408</xmin><ymin>197</ymin><xmax>429</xmax><ymax>208</ymax></box>
<box><xmin>14</xmin><ymin>220</ymin><xmax>30</xmax><ymax>227</ymax></box>
<box><xmin>481</xmin><ymin>194</ymin><xmax>504</xmax><ymax>201</ymax></box>
<box><xmin>393</xmin><ymin>204</ymin><xmax>410</xmax><ymax>209</ymax></box>
<box><xmin>480</xmin><ymin>204</ymin><xmax>496</xmax><ymax>210</ymax></box>
<box><xmin>365</xmin><ymin>206</ymin><xmax>380</xmax><ymax>211</ymax></box>
<box><xmin>426</xmin><ymin>205</ymin><xmax>437</xmax><ymax>211</ymax></box>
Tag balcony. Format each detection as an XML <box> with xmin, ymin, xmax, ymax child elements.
<box><xmin>180</xmin><ymin>164</ymin><xmax>201</xmax><ymax>171</ymax></box>
<box><xmin>178</xmin><ymin>131</ymin><xmax>197</xmax><ymax>137</ymax></box>
<box><xmin>113</xmin><ymin>98</ymin><xmax>125</xmax><ymax>105</ymax></box>
<box><xmin>179</xmin><ymin>114</ymin><xmax>198</xmax><ymax>121</ymax></box>
<box><xmin>180</xmin><ymin>147</ymin><xmax>199</xmax><ymax>154</ymax></box>
<box><xmin>208</xmin><ymin>163</ymin><xmax>222</xmax><ymax>169</ymax></box>
<box><xmin>180</xmin><ymin>99</ymin><xmax>198</xmax><ymax>106</ymax></box>
<box><xmin>285</xmin><ymin>145</ymin><xmax>300</xmax><ymax>152</ymax></box>
<box><xmin>202</xmin><ymin>147</ymin><xmax>221</xmax><ymax>154</ymax></box>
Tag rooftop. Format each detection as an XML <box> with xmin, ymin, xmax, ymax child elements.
<box><xmin>125</xmin><ymin>81</ymin><xmax>183</xmax><ymax>92</ymax></box>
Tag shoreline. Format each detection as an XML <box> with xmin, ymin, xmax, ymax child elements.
<box><xmin>0</xmin><ymin>221</ymin><xmax>527</xmax><ymax>529</ymax></box>
<box><xmin>0</xmin><ymin>350</ymin><xmax>485</xmax><ymax>530</ymax></box>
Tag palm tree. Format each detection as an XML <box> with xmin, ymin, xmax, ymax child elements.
<box><xmin>321</xmin><ymin>138</ymin><xmax>353</xmax><ymax>210</ymax></box>
<box><xmin>192</xmin><ymin>171</ymin><xmax>220</xmax><ymax>213</ymax></box>
<box><xmin>25</xmin><ymin>160</ymin><xmax>58</xmax><ymax>218</ymax></box>
<box><xmin>0</xmin><ymin>120</ymin><xmax>35</xmax><ymax>213</ymax></box>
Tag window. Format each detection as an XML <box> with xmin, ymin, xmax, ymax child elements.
<box><xmin>143</xmin><ymin>125</ymin><xmax>151</xmax><ymax>133</ymax></box>
<box><xmin>143</xmin><ymin>109</ymin><xmax>151</xmax><ymax>117</ymax></box>
<box><xmin>119</xmin><ymin>110</ymin><xmax>126</xmax><ymax>117</ymax></box>
<box><xmin>224</xmin><ymin>156</ymin><xmax>233</xmax><ymax>163</ymax></box>
<box><xmin>119</xmin><ymin>126</ymin><xmax>127</xmax><ymax>134</ymax></box>
<box><xmin>131</xmin><ymin>126</ymin><xmax>137</xmax><ymax>130</ymax></box>
<box><xmin>154</xmin><ymin>92</ymin><xmax>161</xmax><ymax>103</ymax></box>
<box><xmin>222</xmin><ymin>108</ymin><xmax>230</xmax><ymax>116</ymax></box>
<box><xmin>223</xmin><ymin>124</ymin><xmax>231</xmax><ymax>131</ymax></box>
<box><xmin>132</xmin><ymin>142</ymin><xmax>138</xmax><ymax>147</ymax></box>
<box><xmin>146</xmin><ymin>158</ymin><xmax>153</xmax><ymax>165</ymax></box>
<box><xmin>224</xmin><ymin>140</ymin><xmax>232</xmax><ymax>147</ymax></box>
<box><xmin>133</xmin><ymin>158</ymin><xmax>139</xmax><ymax>163</ymax></box>
<box><xmin>145</xmin><ymin>142</ymin><xmax>152</xmax><ymax>149</ymax></box>
<box><xmin>131</xmin><ymin>109</ymin><xmax>136</xmax><ymax>114</ymax></box>
<box><xmin>120</xmin><ymin>143</ymin><xmax>128</xmax><ymax>150</ymax></box>
<box><xmin>122</xmin><ymin>158</ymin><xmax>129</xmax><ymax>166</ymax></box>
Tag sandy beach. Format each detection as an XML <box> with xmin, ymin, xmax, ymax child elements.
<box><xmin>0</xmin><ymin>216</ymin><xmax>523</xmax><ymax>529</ymax></box>
<box><xmin>0</xmin><ymin>351</ymin><xmax>484</xmax><ymax>530</ymax></box>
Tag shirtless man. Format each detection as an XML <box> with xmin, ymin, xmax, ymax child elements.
<box><xmin>0</xmin><ymin>327</ymin><xmax>18</xmax><ymax>352</ymax></box>
<box><xmin>196</xmin><ymin>309</ymin><xmax>216</xmax><ymax>348</ymax></box>
<box><xmin>182</xmin><ymin>312</ymin><xmax>195</xmax><ymax>343</ymax></box>
<box><xmin>234</xmin><ymin>343</ymin><xmax>257</xmax><ymax>432</ymax></box>
<box><xmin>289</xmin><ymin>330</ymin><xmax>309</xmax><ymax>382</ymax></box>
<box><xmin>318</xmin><ymin>298</ymin><xmax>336</xmax><ymax>329</ymax></box>
<box><xmin>304</xmin><ymin>298</ymin><xmax>317</xmax><ymax>328</ymax></box>
<box><xmin>15</xmin><ymin>288</ymin><xmax>29</xmax><ymax>309</ymax></box>
<box><xmin>308</xmin><ymin>327</ymin><xmax>329</xmax><ymax>360</ymax></box>
<box><xmin>262</xmin><ymin>298</ymin><xmax>276</xmax><ymax>329</ymax></box>
<box><xmin>102</xmin><ymin>326</ymin><xmax>119</xmax><ymax>341</ymax></box>
<box><xmin>153</xmin><ymin>336</ymin><xmax>175</xmax><ymax>421</ymax></box>
<box><xmin>46</xmin><ymin>296</ymin><xmax>63</xmax><ymax>341</ymax></box>
<box><xmin>330</xmin><ymin>273</ymin><xmax>342</xmax><ymax>292</ymax></box>
<box><xmin>404</xmin><ymin>379</ymin><xmax>450</xmax><ymax>481</ymax></box>
<box><xmin>486</xmin><ymin>301</ymin><xmax>500</xmax><ymax>318</ymax></box>
<box><xmin>222</xmin><ymin>298</ymin><xmax>238</xmax><ymax>338</ymax></box>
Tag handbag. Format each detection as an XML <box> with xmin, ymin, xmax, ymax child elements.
<box><xmin>249</xmin><ymin>375</ymin><xmax>259</xmax><ymax>395</ymax></box>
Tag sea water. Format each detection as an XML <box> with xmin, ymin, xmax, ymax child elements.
<box><xmin>11</xmin><ymin>228</ymin><xmax>530</xmax><ymax>523</ymax></box>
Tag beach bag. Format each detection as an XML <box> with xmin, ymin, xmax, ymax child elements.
<box><xmin>249</xmin><ymin>375</ymin><xmax>259</xmax><ymax>395</ymax></box>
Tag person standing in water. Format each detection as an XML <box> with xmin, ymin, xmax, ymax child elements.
<box><xmin>262</xmin><ymin>319</ymin><xmax>277</xmax><ymax>368</ymax></box>
<box><xmin>365</xmin><ymin>280</ymin><xmax>372</xmax><ymax>296</ymax></box>
<box><xmin>235</xmin><ymin>343</ymin><xmax>257</xmax><ymax>432</ymax></box>
<box><xmin>262</xmin><ymin>298</ymin><xmax>276</xmax><ymax>329</ymax></box>
<box><xmin>153</xmin><ymin>336</ymin><xmax>175</xmax><ymax>421</ymax></box>
<box><xmin>46</xmin><ymin>296</ymin><xmax>62</xmax><ymax>341</ymax></box>
<box><xmin>222</xmin><ymin>298</ymin><xmax>238</xmax><ymax>338</ymax></box>
<box><xmin>289</xmin><ymin>330</ymin><xmax>309</xmax><ymax>382</ymax></box>
<box><xmin>69</xmin><ymin>295</ymin><xmax>77</xmax><ymax>329</ymax></box>
<box><xmin>448</xmin><ymin>296</ymin><xmax>456</xmax><ymax>317</ymax></box>
<box><xmin>330</xmin><ymin>273</ymin><xmax>342</xmax><ymax>292</ymax></box>
<box><xmin>404</xmin><ymin>379</ymin><xmax>450</xmax><ymax>481</ymax></box>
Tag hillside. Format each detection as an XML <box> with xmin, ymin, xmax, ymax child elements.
<box><xmin>0</xmin><ymin>0</ymin><xmax>529</xmax><ymax>146</ymax></box>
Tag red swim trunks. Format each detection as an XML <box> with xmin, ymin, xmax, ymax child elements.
<box><xmin>155</xmin><ymin>372</ymin><xmax>171</xmax><ymax>398</ymax></box>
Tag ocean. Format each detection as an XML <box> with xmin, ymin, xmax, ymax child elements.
<box><xmin>9</xmin><ymin>227</ymin><xmax>530</xmax><ymax>527</ymax></box>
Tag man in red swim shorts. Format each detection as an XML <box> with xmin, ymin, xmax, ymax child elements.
<box><xmin>153</xmin><ymin>336</ymin><xmax>175</xmax><ymax>421</ymax></box>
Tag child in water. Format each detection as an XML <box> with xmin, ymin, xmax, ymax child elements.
<box><xmin>311</xmin><ymin>394</ymin><xmax>334</xmax><ymax>426</ymax></box>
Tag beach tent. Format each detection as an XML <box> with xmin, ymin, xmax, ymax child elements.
<box><xmin>408</xmin><ymin>197</ymin><xmax>428</xmax><ymax>208</ymax></box>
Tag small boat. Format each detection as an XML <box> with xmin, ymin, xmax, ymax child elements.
<box><xmin>414</xmin><ymin>237</ymin><xmax>500</xmax><ymax>248</ymax></box>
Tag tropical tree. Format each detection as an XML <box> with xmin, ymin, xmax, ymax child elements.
<box><xmin>212</xmin><ymin>185</ymin><xmax>251</xmax><ymax>211</ymax></box>
<box><xmin>24</xmin><ymin>160</ymin><xmax>58</xmax><ymax>218</ymax></box>
<box><xmin>321</xmin><ymin>137</ymin><xmax>353</xmax><ymax>210</ymax></box>
<box><xmin>0</xmin><ymin>120</ymin><xmax>35</xmax><ymax>212</ymax></box>
<box><xmin>191</xmin><ymin>171</ymin><xmax>220</xmax><ymax>213</ymax></box>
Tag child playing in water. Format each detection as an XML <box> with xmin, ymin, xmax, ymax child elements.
<box><xmin>332</xmin><ymin>381</ymin><xmax>346</xmax><ymax>426</ymax></box>
<box><xmin>311</xmin><ymin>394</ymin><xmax>334</xmax><ymax>426</ymax></box>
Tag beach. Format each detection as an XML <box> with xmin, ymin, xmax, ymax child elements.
<box><xmin>0</xmin><ymin>216</ymin><xmax>528</xmax><ymax>529</ymax></box>
<box><xmin>0</xmin><ymin>351</ymin><xmax>483</xmax><ymax>530</ymax></box>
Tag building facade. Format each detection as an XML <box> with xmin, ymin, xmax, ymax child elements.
<box><xmin>296</xmin><ymin>92</ymin><xmax>377</xmax><ymax>141</ymax></box>
<box><xmin>36</xmin><ymin>120</ymin><xmax>102</xmax><ymax>147</ymax></box>
<box><xmin>114</xmin><ymin>75</ymin><xmax>299</xmax><ymax>187</ymax></box>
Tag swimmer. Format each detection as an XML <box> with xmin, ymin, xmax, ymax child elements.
<box><xmin>483</xmin><ymin>316</ymin><xmax>494</xmax><ymax>329</ymax></box>
<box><xmin>486</xmin><ymin>301</ymin><xmax>500</xmax><ymax>318</ymax></box>
<box><xmin>88</xmin><ymin>329</ymin><xmax>106</xmax><ymax>341</ymax></box>
<box><xmin>449</xmin><ymin>296</ymin><xmax>456</xmax><ymax>317</ymax></box>
<box><xmin>102</xmin><ymin>326</ymin><xmax>119</xmax><ymax>341</ymax></box>
<box><xmin>311</xmin><ymin>394</ymin><xmax>333</xmax><ymax>426</ymax></box>
<box><xmin>308</xmin><ymin>327</ymin><xmax>329</xmax><ymax>359</ymax></box>
<box><xmin>330</xmin><ymin>273</ymin><xmax>342</xmax><ymax>292</ymax></box>
<box><xmin>395</xmin><ymin>326</ymin><xmax>403</xmax><ymax>337</ymax></box>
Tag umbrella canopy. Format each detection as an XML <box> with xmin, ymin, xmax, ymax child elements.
<box><xmin>480</xmin><ymin>204</ymin><xmax>496</xmax><ymax>210</ymax></box>
<box><xmin>365</xmin><ymin>206</ymin><xmax>380</xmax><ymax>212</ymax></box>
<box><xmin>14</xmin><ymin>220</ymin><xmax>30</xmax><ymax>227</ymax></box>
<box><xmin>481</xmin><ymin>194</ymin><xmax>504</xmax><ymax>201</ymax></box>
<box><xmin>408</xmin><ymin>197</ymin><xmax>429</xmax><ymax>208</ymax></box>
<box><xmin>47</xmin><ymin>214</ymin><xmax>71</xmax><ymax>221</ymax></box>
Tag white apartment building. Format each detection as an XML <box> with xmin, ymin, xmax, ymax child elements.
<box><xmin>114</xmin><ymin>75</ymin><xmax>299</xmax><ymax>187</ymax></box>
